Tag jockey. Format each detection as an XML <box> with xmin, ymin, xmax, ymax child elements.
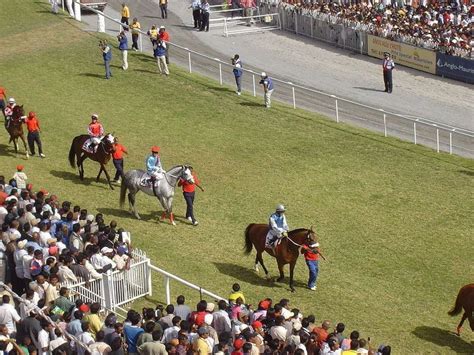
<box><xmin>266</xmin><ymin>204</ymin><xmax>289</xmax><ymax>250</ymax></box>
<box><xmin>4</xmin><ymin>97</ymin><xmax>16</xmax><ymax>128</ymax></box>
<box><xmin>87</xmin><ymin>113</ymin><xmax>104</xmax><ymax>151</ymax></box>
<box><xmin>146</xmin><ymin>146</ymin><xmax>164</xmax><ymax>181</ymax></box>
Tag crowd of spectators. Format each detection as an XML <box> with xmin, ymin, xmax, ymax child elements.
<box><xmin>274</xmin><ymin>0</ymin><xmax>473</xmax><ymax>57</ymax></box>
<box><xmin>0</xmin><ymin>169</ymin><xmax>390</xmax><ymax>354</ymax></box>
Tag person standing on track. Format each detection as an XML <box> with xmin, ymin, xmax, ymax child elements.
<box><xmin>190</xmin><ymin>0</ymin><xmax>202</xmax><ymax>29</ymax></box>
<box><xmin>159</xmin><ymin>26</ymin><xmax>170</xmax><ymax>64</ymax></box>
<box><xmin>259</xmin><ymin>72</ymin><xmax>274</xmax><ymax>108</ymax></box>
<box><xmin>121</xmin><ymin>3</ymin><xmax>130</xmax><ymax>28</ymax></box>
<box><xmin>232</xmin><ymin>54</ymin><xmax>243</xmax><ymax>96</ymax></box>
<box><xmin>199</xmin><ymin>0</ymin><xmax>210</xmax><ymax>32</ymax></box>
<box><xmin>159</xmin><ymin>0</ymin><xmax>168</xmax><ymax>19</ymax></box>
<box><xmin>382</xmin><ymin>52</ymin><xmax>395</xmax><ymax>94</ymax></box>
<box><xmin>130</xmin><ymin>18</ymin><xmax>141</xmax><ymax>51</ymax></box>
<box><xmin>178</xmin><ymin>167</ymin><xmax>204</xmax><ymax>226</ymax></box>
<box><xmin>100</xmin><ymin>39</ymin><xmax>112</xmax><ymax>80</ymax></box>
<box><xmin>302</xmin><ymin>241</ymin><xmax>322</xmax><ymax>291</ymax></box>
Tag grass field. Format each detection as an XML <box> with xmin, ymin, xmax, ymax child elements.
<box><xmin>1</xmin><ymin>1</ymin><xmax>473</xmax><ymax>353</ymax></box>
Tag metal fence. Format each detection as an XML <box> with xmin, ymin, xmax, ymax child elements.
<box><xmin>69</xmin><ymin>0</ymin><xmax>474</xmax><ymax>158</ymax></box>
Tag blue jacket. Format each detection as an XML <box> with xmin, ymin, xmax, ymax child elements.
<box><xmin>103</xmin><ymin>45</ymin><xmax>112</xmax><ymax>61</ymax></box>
<box><xmin>154</xmin><ymin>42</ymin><xmax>167</xmax><ymax>57</ymax></box>
<box><xmin>260</xmin><ymin>77</ymin><xmax>274</xmax><ymax>90</ymax></box>
<box><xmin>118</xmin><ymin>35</ymin><xmax>128</xmax><ymax>50</ymax></box>
<box><xmin>146</xmin><ymin>154</ymin><xmax>162</xmax><ymax>173</ymax></box>
<box><xmin>233</xmin><ymin>59</ymin><xmax>243</xmax><ymax>77</ymax></box>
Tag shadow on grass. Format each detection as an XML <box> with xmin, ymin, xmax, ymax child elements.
<box><xmin>412</xmin><ymin>326</ymin><xmax>473</xmax><ymax>353</ymax></box>
<box><xmin>96</xmin><ymin>207</ymin><xmax>158</xmax><ymax>222</ymax></box>
<box><xmin>458</xmin><ymin>169</ymin><xmax>474</xmax><ymax>176</ymax></box>
<box><xmin>50</xmin><ymin>170</ymin><xmax>109</xmax><ymax>189</ymax></box>
<box><xmin>78</xmin><ymin>73</ymin><xmax>104</xmax><ymax>79</ymax></box>
<box><xmin>207</xmin><ymin>86</ymin><xmax>233</xmax><ymax>93</ymax></box>
<box><xmin>134</xmin><ymin>69</ymin><xmax>158</xmax><ymax>74</ymax></box>
<box><xmin>240</xmin><ymin>102</ymin><xmax>263</xmax><ymax>107</ymax></box>
<box><xmin>353</xmin><ymin>86</ymin><xmax>385</xmax><ymax>93</ymax></box>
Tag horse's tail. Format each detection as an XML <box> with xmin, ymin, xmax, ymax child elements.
<box><xmin>244</xmin><ymin>224</ymin><xmax>255</xmax><ymax>255</ymax></box>
<box><xmin>448</xmin><ymin>288</ymin><xmax>464</xmax><ymax>316</ymax></box>
<box><xmin>119</xmin><ymin>175</ymin><xmax>128</xmax><ymax>208</ymax></box>
<box><xmin>68</xmin><ymin>138</ymin><xmax>77</xmax><ymax>168</ymax></box>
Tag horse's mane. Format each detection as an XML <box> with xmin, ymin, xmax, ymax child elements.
<box><xmin>290</xmin><ymin>228</ymin><xmax>309</xmax><ymax>234</ymax></box>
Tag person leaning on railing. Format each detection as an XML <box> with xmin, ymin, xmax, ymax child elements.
<box><xmin>130</xmin><ymin>18</ymin><xmax>141</xmax><ymax>51</ymax></box>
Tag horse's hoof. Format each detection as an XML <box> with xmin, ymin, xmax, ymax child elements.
<box><xmin>276</xmin><ymin>277</ymin><xmax>284</xmax><ymax>282</ymax></box>
<box><xmin>265</xmin><ymin>274</ymin><xmax>272</xmax><ymax>280</ymax></box>
<box><xmin>290</xmin><ymin>288</ymin><xmax>296</xmax><ymax>293</ymax></box>
<box><xmin>110</xmin><ymin>186</ymin><xmax>114</xmax><ymax>190</ymax></box>
<box><xmin>135</xmin><ymin>215</ymin><xmax>141</xmax><ymax>220</ymax></box>
<box><xmin>171</xmin><ymin>221</ymin><xmax>176</xmax><ymax>226</ymax></box>
<box><xmin>253</xmin><ymin>265</ymin><xmax>259</xmax><ymax>273</ymax></box>
<box><xmin>25</xmin><ymin>153</ymin><xmax>29</xmax><ymax>159</ymax></box>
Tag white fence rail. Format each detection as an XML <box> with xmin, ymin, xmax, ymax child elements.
<box><xmin>69</xmin><ymin>0</ymin><xmax>474</xmax><ymax>158</ymax></box>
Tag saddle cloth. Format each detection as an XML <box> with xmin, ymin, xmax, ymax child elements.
<box><xmin>265</xmin><ymin>232</ymin><xmax>283</xmax><ymax>249</ymax></box>
<box><xmin>82</xmin><ymin>139</ymin><xmax>95</xmax><ymax>153</ymax></box>
<box><xmin>139</xmin><ymin>173</ymin><xmax>164</xmax><ymax>188</ymax></box>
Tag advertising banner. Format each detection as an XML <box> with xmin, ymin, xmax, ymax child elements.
<box><xmin>367</xmin><ymin>35</ymin><xmax>436</xmax><ymax>74</ymax></box>
<box><xmin>436</xmin><ymin>53</ymin><xmax>474</xmax><ymax>84</ymax></box>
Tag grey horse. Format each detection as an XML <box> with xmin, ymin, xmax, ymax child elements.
<box><xmin>119</xmin><ymin>165</ymin><xmax>194</xmax><ymax>224</ymax></box>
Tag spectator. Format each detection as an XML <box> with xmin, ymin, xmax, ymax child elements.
<box><xmin>117</xmin><ymin>31</ymin><xmax>129</xmax><ymax>71</ymax></box>
<box><xmin>77</xmin><ymin>321</ymin><xmax>94</xmax><ymax>355</ymax></box>
<box><xmin>229</xmin><ymin>283</ymin><xmax>246</xmax><ymax>304</ymax></box>
<box><xmin>138</xmin><ymin>329</ymin><xmax>166</xmax><ymax>354</ymax></box>
<box><xmin>124</xmin><ymin>311</ymin><xmax>144</xmax><ymax>354</ymax></box>
<box><xmin>89</xmin><ymin>330</ymin><xmax>112</xmax><ymax>353</ymax></box>
<box><xmin>193</xmin><ymin>326</ymin><xmax>211</xmax><ymax>354</ymax></box>
<box><xmin>13</xmin><ymin>165</ymin><xmax>28</xmax><ymax>190</ymax></box>
<box><xmin>100</xmin><ymin>40</ymin><xmax>112</xmax><ymax>80</ymax></box>
<box><xmin>159</xmin><ymin>26</ymin><xmax>170</xmax><ymax>64</ymax></box>
<box><xmin>38</xmin><ymin>319</ymin><xmax>53</xmax><ymax>355</ymax></box>
<box><xmin>174</xmin><ymin>295</ymin><xmax>191</xmax><ymax>321</ymax></box>
<box><xmin>232</xmin><ymin>54</ymin><xmax>243</xmax><ymax>96</ymax></box>
<box><xmin>0</xmin><ymin>295</ymin><xmax>21</xmax><ymax>335</ymax></box>
<box><xmin>121</xmin><ymin>3</ymin><xmax>130</xmax><ymax>28</ymax></box>
<box><xmin>130</xmin><ymin>18</ymin><xmax>141</xmax><ymax>51</ymax></box>
<box><xmin>159</xmin><ymin>0</ymin><xmax>168</xmax><ymax>19</ymax></box>
<box><xmin>259</xmin><ymin>72</ymin><xmax>274</xmax><ymax>109</ymax></box>
<box><xmin>190</xmin><ymin>0</ymin><xmax>202</xmax><ymax>28</ymax></box>
<box><xmin>83</xmin><ymin>302</ymin><xmax>103</xmax><ymax>338</ymax></box>
<box><xmin>0</xmin><ymin>86</ymin><xmax>6</xmax><ymax>117</ymax></box>
<box><xmin>199</xmin><ymin>0</ymin><xmax>210</xmax><ymax>32</ymax></box>
<box><xmin>153</xmin><ymin>39</ymin><xmax>169</xmax><ymax>76</ymax></box>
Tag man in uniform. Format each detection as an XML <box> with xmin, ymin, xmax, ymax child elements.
<box><xmin>265</xmin><ymin>204</ymin><xmax>289</xmax><ymax>251</ymax></box>
<box><xmin>159</xmin><ymin>26</ymin><xmax>170</xmax><ymax>64</ymax></box>
<box><xmin>190</xmin><ymin>0</ymin><xmax>201</xmax><ymax>28</ymax></box>
<box><xmin>199</xmin><ymin>0</ymin><xmax>210</xmax><ymax>32</ymax></box>
<box><xmin>232</xmin><ymin>54</ymin><xmax>243</xmax><ymax>96</ymax></box>
<box><xmin>112</xmin><ymin>137</ymin><xmax>127</xmax><ymax>184</ymax></box>
<box><xmin>382</xmin><ymin>52</ymin><xmax>395</xmax><ymax>93</ymax></box>
<box><xmin>259</xmin><ymin>72</ymin><xmax>274</xmax><ymax>108</ymax></box>
<box><xmin>87</xmin><ymin>114</ymin><xmax>104</xmax><ymax>152</ymax></box>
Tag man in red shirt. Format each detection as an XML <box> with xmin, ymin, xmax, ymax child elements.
<box><xmin>177</xmin><ymin>167</ymin><xmax>203</xmax><ymax>226</ymax></box>
<box><xmin>302</xmin><ymin>241</ymin><xmax>321</xmax><ymax>291</ymax></box>
<box><xmin>25</xmin><ymin>111</ymin><xmax>45</xmax><ymax>158</ymax></box>
<box><xmin>112</xmin><ymin>137</ymin><xmax>128</xmax><ymax>183</ymax></box>
<box><xmin>159</xmin><ymin>26</ymin><xmax>170</xmax><ymax>64</ymax></box>
<box><xmin>0</xmin><ymin>86</ymin><xmax>6</xmax><ymax>117</ymax></box>
<box><xmin>87</xmin><ymin>114</ymin><xmax>104</xmax><ymax>152</ymax></box>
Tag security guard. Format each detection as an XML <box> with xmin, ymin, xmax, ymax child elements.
<box><xmin>190</xmin><ymin>0</ymin><xmax>201</xmax><ymax>28</ymax></box>
<box><xmin>199</xmin><ymin>0</ymin><xmax>210</xmax><ymax>32</ymax></box>
<box><xmin>382</xmin><ymin>52</ymin><xmax>395</xmax><ymax>93</ymax></box>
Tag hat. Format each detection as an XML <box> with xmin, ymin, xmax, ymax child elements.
<box><xmin>17</xmin><ymin>240</ymin><xmax>28</xmax><ymax>249</ymax></box>
<box><xmin>16</xmin><ymin>165</ymin><xmax>24</xmax><ymax>171</ymax></box>
<box><xmin>252</xmin><ymin>320</ymin><xmax>263</xmax><ymax>329</ymax></box>
<box><xmin>8</xmin><ymin>97</ymin><xmax>15</xmax><ymax>103</ymax></box>
<box><xmin>197</xmin><ymin>326</ymin><xmax>209</xmax><ymax>335</ymax></box>
<box><xmin>160</xmin><ymin>25</ymin><xmax>165</xmax><ymax>29</ymax></box>
<box><xmin>91</xmin><ymin>113</ymin><xmax>99</xmax><ymax>119</ymax></box>
<box><xmin>86</xmin><ymin>214</ymin><xmax>95</xmax><ymax>222</ymax></box>
<box><xmin>101</xmin><ymin>247</ymin><xmax>114</xmax><ymax>254</ymax></box>
<box><xmin>275</xmin><ymin>204</ymin><xmax>286</xmax><ymax>212</ymax></box>
<box><xmin>79</xmin><ymin>304</ymin><xmax>90</xmax><ymax>313</ymax></box>
<box><xmin>151</xmin><ymin>146</ymin><xmax>160</xmax><ymax>153</ymax></box>
<box><xmin>293</xmin><ymin>322</ymin><xmax>302</xmax><ymax>331</ymax></box>
<box><xmin>239</xmin><ymin>324</ymin><xmax>249</xmax><ymax>332</ymax></box>
<box><xmin>261</xmin><ymin>72</ymin><xmax>267</xmax><ymax>78</ymax></box>
<box><xmin>233</xmin><ymin>338</ymin><xmax>245</xmax><ymax>350</ymax></box>
<box><xmin>258</xmin><ymin>299</ymin><xmax>271</xmax><ymax>310</ymax></box>
<box><xmin>47</xmin><ymin>238</ymin><xmax>57</xmax><ymax>244</ymax></box>
<box><xmin>384</xmin><ymin>52</ymin><xmax>390</xmax><ymax>56</ymax></box>
<box><xmin>206</xmin><ymin>302</ymin><xmax>215</xmax><ymax>312</ymax></box>
<box><xmin>40</xmin><ymin>189</ymin><xmax>49</xmax><ymax>196</ymax></box>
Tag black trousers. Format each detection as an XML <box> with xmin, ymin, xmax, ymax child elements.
<box><xmin>183</xmin><ymin>191</ymin><xmax>196</xmax><ymax>223</ymax></box>
<box><xmin>200</xmin><ymin>12</ymin><xmax>209</xmax><ymax>31</ymax></box>
<box><xmin>27</xmin><ymin>131</ymin><xmax>43</xmax><ymax>155</ymax></box>
<box><xmin>383</xmin><ymin>70</ymin><xmax>393</xmax><ymax>93</ymax></box>
<box><xmin>132</xmin><ymin>33</ymin><xmax>139</xmax><ymax>50</ymax></box>
<box><xmin>193</xmin><ymin>9</ymin><xmax>201</xmax><ymax>28</ymax></box>
<box><xmin>113</xmin><ymin>158</ymin><xmax>124</xmax><ymax>180</ymax></box>
<box><xmin>160</xmin><ymin>4</ymin><xmax>168</xmax><ymax>19</ymax></box>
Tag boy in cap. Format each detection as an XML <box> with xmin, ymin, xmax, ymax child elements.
<box><xmin>13</xmin><ymin>165</ymin><xmax>28</xmax><ymax>190</ymax></box>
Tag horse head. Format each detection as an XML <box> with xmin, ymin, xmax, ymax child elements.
<box><xmin>102</xmin><ymin>133</ymin><xmax>115</xmax><ymax>153</ymax></box>
<box><xmin>181</xmin><ymin>165</ymin><xmax>195</xmax><ymax>184</ymax></box>
<box><xmin>12</xmin><ymin>105</ymin><xmax>25</xmax><ymax>119</ymax></box>
<box><xmin>304</xmin><ymin>227</ymin><xmax>319</xmax><ymax>248</ymax></box>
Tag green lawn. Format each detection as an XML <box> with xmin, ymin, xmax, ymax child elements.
<box><xmin>1</xmin><ymin>1</ymin><xmax>473</xmax><ymax>353</ymax></box>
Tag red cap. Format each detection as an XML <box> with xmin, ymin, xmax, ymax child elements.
<box><xmin>151</xmin><ymin>146</ymin><xmax>160</xmax><ymax>153</ymax></box>
<box><xmin>40</xmin><ymin>189</ymin><xmax>49</xmax><ymax>196</ymax></box>
<box><xmin>16</xmin><ymin>165</ymin><xmax>24</xmax><ymax>171</ymax></box>
<box><xmin>79</xmin><ymin>304</ymin><xmax>90</xmax><ymax>313</ymax></box>
<box><xmin>258</xmin><ymin>299</ymin><xmax>271</xmax><ymax>310</ymax></box>
<box><xmin>26</xmin><ymin>184</ymin><xmax>33</xmax><ymax>191</ymax></box>
<box><xmin>233</xmin><ymin>338</ymin><xmax>245</xmax><ymax>350</ymax></box>
<box><xmin>252</xmin><ymin>321</ymin><xmax>263</xmax><ymax>329</ymax></box>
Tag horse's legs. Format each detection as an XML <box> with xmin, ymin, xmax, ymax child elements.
<box><xmin>276</xmin><ymin>261</ymin><xmax>285</xmax><ymax>282</ymax></box>
<box><xmin>256</xmin><ymin>252</ymin><xmax>269</xmax><ymax>276</ymax></box>
<box><xmin>78</xmin><ymin>154</ymin><xmax>86</xmax><ymax>180</ymax></box>
<box><xmin>254</xmin><ymin>256</ymin><xmax>260</xmax><ymax>272</ymax></box>
<box><xmin>100</xmin><ymin>164</ymin><xmax>114</xmax><ymax>190</ymax></box>
<box><xmin>456</xmin><ymin>312</ymin><xmax>468</xmax><ymax>336</ymax></box>
<box><xmin>20</xmin><ymin>134</ymin><xmax>29</xmax><ymax>158</ymax></box>
<box><xmin>96</xmin><ymin>166</ymin><xmax>103</xmax><ymax>181</ymax></box>
<box><xmin>128</xmin><ymin>191</ymin><xmax>140</xmax><ymax>219</ymax></box>
<box><xmin>13</xmin><ymin>138</ymin><xmax>18</xmax><ymax>156</ymax></box>
<box><xmin>289</xmin><ymin>261</ymin><xmax>296</xmax><ymax>292</ymax></box>
<box><xmin>168</xmin><ymin>197</ymin><xmax>175</xmax><ymax>226</ymax></box>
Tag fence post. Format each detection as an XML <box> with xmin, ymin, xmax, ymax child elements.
<box><xmin>97</xmin><ymin>13</ymin><xmax>105</xmax><ymax>33</ymax></box>
<box><xmin>224</xmin><ymin>18</ymin><xmax>228</xmax><ymax>37</ymax></box>
<box><xmin>219</xmin><ymin>63</ymin><xmax>223</xmax><ymax>85</ymax></box>
<box><xmin>62</xmin><ymin>0</ymin><xmax>65</xmax><ymax>12</ymax></box>
<box><xmin>147</xmin><ymin>259</ymin><xmax>153</xmax><ymax>297</ymax></box>
<box><xmin>436</xmin><ymin>128</ymin><xmax>440</xmax><ymax>153</ymax></box>
<box><xmin>310</xmin><ymin>16</ymin><xmax>313</xmax><ymax>38</ymax></box>
<box><xmin>333</xmin><ymin>97</ymin><xmax>339</xmax><ymax>123</ymax></box>
<box><xmin>188</xmin><ymin>52</ymin><xmax>192</xmax><ymax>73</ymax></box>
<box><xmin>383</xmin><ymin>113</ymin><xmax>387</xmax><ymax>137</ymax></box>
<box><xmin>279</xmin><ymin>13</ymin><xmax>282</xmax><ymax>31</ymax></box>
<box><xmin>165</xmin><ymin>276</ymin><xmax>171</xmax><ymax>305</ymax></box>
<box><xmin>413</xmin><ymin>121</ymin><xmax>417</xmax><ymax>144</ymax></box>
<box><xmin>139</xmin><ymin>33</ymin><xmax>143</xmax><ymax>52</ymax></box>
<box><xmin>295</xmin><ymin>13</ymin><xmax>298</xmax><ymax>34</ymax></box>
<box><xmin>102</xmin><ymin>272</ymin><xmax>113</xmax><ymax>312</ymax></box>
<box><xmin>252</xmin><ymin>74</ymin><xmax>256</xmax><ymax>97</ymax></box>
<box><xmin>449</xmin><ymin>131</ymin><xmax>453</xmax><ymax>154</ymax></box>
<box><xmin>290</xmin><ymin>84</ymin><xmax>296</xmax><ymax>109</ymax></box>
<box><xmin>74</xmin><ymin>1</ymin><xmax>81</xmax><ymax>21</ymax></box>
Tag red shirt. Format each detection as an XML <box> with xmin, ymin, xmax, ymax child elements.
<box><xmin>0</xmin><ymin>87</ymin><xmax>6</xmax><ymax>100</ymax></box>
<box><xmin>312</xmin><ymin>327</ymin><xmax>329</xmax><ymax>348</ymax></box>
<box><xmin>178</xmin><ymin>172</ymin><xmax>200</xmax><ymax>193</ymax></box>
<box><xmin>302</xmin><ymin>245</ymin><xmax>320</xmax><ymax>261</ymax></box>
<box><xmin>88</xmin><ymin>122</ymin><xmax>103</xmax><ymax>137</ymax></box>
<box><xmin>0</xmin><ymin>191</ymin><xmax>8</xmax><ymax>206</ymax></box>
<box><xmin>112</xmin><ymin>143</ymin><xmax>127</xmax><ymax>159</ymax></box>
<box><xmin>25</xmin><ymin>116</ymin><xmax>40</xmax><ymax>132</ymax></box>
<box><xmin>159</xmin><ymin>31</ymin><xmax>170</xmax><ymax>42</ymax></box>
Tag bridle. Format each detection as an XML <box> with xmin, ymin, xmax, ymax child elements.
<box><xmin>164</xmin><ymin>166</ymin><xmax>193</xmax><ymax>186</ymax></box>
<box><xmin>287</xmin><ymin>230</ymin><xmax>316</xmax><ymax>249</ymax></box>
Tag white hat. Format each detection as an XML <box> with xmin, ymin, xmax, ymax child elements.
<box><xmin>17</xmin><ymin>240</ymin><xmax>28</xmax><ymax>249</ymax></box>
<box><xmin>86</xmin><ymin>214</ymin><xmax>95</xmax><ymax>222</ymax></box>
<box><xmin>261</xmin><ymin>72</ymin><xmax>267</xmax><ymax>78</ymax></box>
<box><xmin>91</xmin><ymin>113</ymin><xmax>99</xmax><ymax>119</ymax></box>
<box><xmin>160</xmin><ymin>25</ymin><xmax>165</xmax><ymax>29</ymax></box>
<box><xmin>101</xmin><ymin>247</ymin><xmax>114</xmax><ymax>254</ymax></box>
<box><xmin>8</xmin><ymin>97</ymin><xmax>15</xmax><ymax>103</ymax></box>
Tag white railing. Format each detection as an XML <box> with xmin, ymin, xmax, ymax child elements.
<box><xmin>210</xmin><ymin>13</ymin><xmax>281</xmax><ymax>36</ymax></box>
<box><xmin>67</xmin><ymin>0</ymin><xmax>474</xmax><ymax>158</ymax></box>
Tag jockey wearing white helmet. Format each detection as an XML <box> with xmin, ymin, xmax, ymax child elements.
<box><xmin>4</xmin><ymin>98</ymin><xmax>17</xmax><ymax>128</ymax></box>
<box><xmin>266</xmin><ymin>204</ymin><xmax>289</xmax><ymax>250</ymax></box>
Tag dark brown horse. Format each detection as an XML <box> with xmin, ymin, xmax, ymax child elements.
<box><xmin>244</xmin><ymin>224</ymin><xmax>318</xmax><ymax>292</ymax></box>
<box><xmin>448</xmin><ymin>283</ymin><xmax>474</xmax><ymax>336</ymax></box>
<box><xmin>7</xmin><ymin>105</ymin><xmax>29</xmax><ymax>158</ymax></box>
<box><xmin>68</xmin><ymin>133</ymin><xmax>115</xmax><ymax>189</ymax></box>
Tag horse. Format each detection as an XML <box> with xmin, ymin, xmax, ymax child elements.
<box><xmin>244</xmin><ymin>224</ymin><xmax>318</xmax><ymax>292</ymax></box>
<box><xmin>68</xmin><ymin>133</ymin><xmax>115</xmax><ymax>189</ymax></box>
<box><xmin>119</xmin><ymin>165</ymin><xmax>194</xmax><ymax>225</ymax></box>
<box><xmin>7</xmin><ymin>105</ymin><xmax>29</xmax><ymax>158</ymax></box>
<box><xmin>448</xmin><ymin>283</ymin><xmax>474</xmax><ymax>336</ymax></box>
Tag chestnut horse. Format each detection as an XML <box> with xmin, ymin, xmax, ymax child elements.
<box><xmin>448</xmin><ymin>283</ymin><xmax>474</xmax><ymax>335</ymax></box>
<box><xmin>244</xmin><ymin>224</ymin><xmax>317</xmax><ymax>292</ymax></box>
<box><xmin>7</xmin><ymin>105</ymin><xmax>29</xmax><ymax>158</ymax></box>
<box><xmin>68</xmin><ymin>133</ymin><xmax>115</xmax><ymax>189</ymax></box>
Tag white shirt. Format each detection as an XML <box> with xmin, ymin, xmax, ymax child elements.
<box><xmin>22</xmin><ymin>254</ymin><xmax>34</xmax><ymax>279</ymax></box>
<box><xmin>14</xmin><ymin>249</ymin><xmax>27</xmax><ymax>278</ymax></box>
<box><xmin>76</xmin><ymin>331</ymin><xmax>94</xmax><ymax>355</ymax></box>
<box><xmin>0</xmin><ymin>303</ymin><xmax>21</xmax><ymax>334</ymax></box>
<box><xmin>38</xmin><ymin>328</ymin><xmax>50</xmax><ymax>355</ymax></box>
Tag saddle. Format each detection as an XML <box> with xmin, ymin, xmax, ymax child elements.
<box><xmin>140</xmin><ymin>173</ymin><xmax>164</xmax><ymax>188</ymax></box>
<box><xmin>82</xmin><ymin>138</ymin><xmax>96</xmax><ymax>153</ymax></box>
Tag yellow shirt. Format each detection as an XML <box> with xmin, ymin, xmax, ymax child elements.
<box><xmin>149</xmin><ymin>28</ymin><xmax>158</xmax><ymax>40</ymax></box>
<box><xmin>229</xmin><ymin>291</ymin><xmax>246</xmax><ymax>304</ymax></box>
<box><xmin>193</xmin><ymin>337</ymin><xmax>210</xmax><ymax>355</ymax></box>
<box><xmin>131</xmin><ymin>21</ymin><xmax>141</xmax><ymax>34</ymax></box>
<box><xmin>83</xmin><ymin>314</ymin><xmax>103</xmax><ymax>339</ymax></box>
<box><xmin>122</xmin><ymin>6</ymin><xmax>130</xmax><ymax>18</ymax></box>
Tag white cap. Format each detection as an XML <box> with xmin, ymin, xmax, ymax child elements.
<box><xmin>261</xmin><ymin>72</ymin><xmax>267</xmax><ymax>78</ymax></box>
<box><xmin>160</xmin><ymin>25</ymin><xmax>165</xmax><ymax>29</ymax></box>
<box><xmin>91</xmin><ymin>113</ymin><xmax>99</xmax><ymax>119</ymax></box>
<box><xmin>8</xmin><ymin>97</ymin><xmax>15</xmax><ymax>103</ymax></box>
<box><xmin>101</xmin><ymin>247</ymin><xmax>114</xmax><ymax>254</ymax></box>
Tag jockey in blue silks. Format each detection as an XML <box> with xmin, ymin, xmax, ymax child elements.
<box><xmin>266</xmin><ymin>204</ymin><xmax>289</xmax><ymax>250</ymax></box>
<box><xmin>146</xmin><ymin>146</ymin><xmax>164</xmax><ymax>180</ymax></box>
